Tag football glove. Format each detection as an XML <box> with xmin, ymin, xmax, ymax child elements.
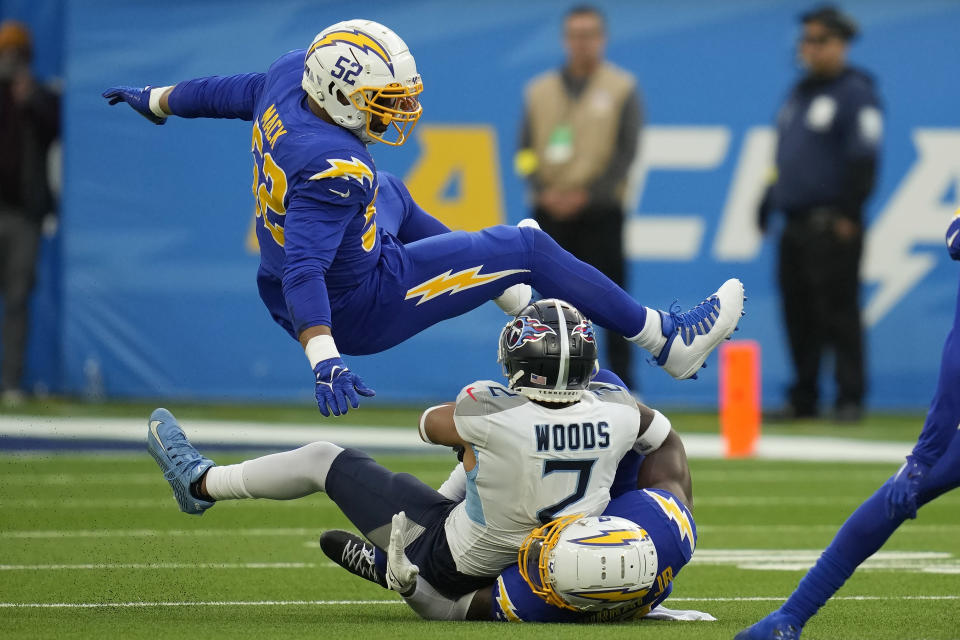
<box><xmin>313</xmin><ymin>357</ymin><xmax>375</xmax><ymax>417</ymax></box>
<box><xmin>947</xmin><ymin>212</ymin><xmax>960</xmax><ymax>261</ymax></box>
<box><xmin>887</xmin><ymin>455</ymin><xmax>929</xmax><ymax>520</ymax></box>
<box><xmin>102</xmin><ymin>85</ymin><xmax>167</xmax><ymax>125</ymax></box>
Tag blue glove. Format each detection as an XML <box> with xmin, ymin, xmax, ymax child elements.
<box><xmin>102</xmin><ymin>86</ymin><xmax>167</xmax><ymax>125</ymax></box>
<box><xmin>947</xmin><ymin>213</ymin><xmax>960</xmax><ymax>261</ymax></box>
<box><xmin>313</xmin><ymin>357</ymin><xmax>375</xmax><ymax>417</ymax></box>
<box><xmin>887</xmin><ymin>455</ymin><xmax>929</xmax><ymax>520</ymax></box>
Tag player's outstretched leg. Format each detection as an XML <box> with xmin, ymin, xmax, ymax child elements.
<box><xmin>521</xmin><ymin>225</ymin><xmax>746</xmax><ymax>379</ymax></box>
<box><xmin>345</xmin><ymin>224</ymin><xmax>745</xmax><ymax>379</ymax></box>
<box><xmin>318</xmin><ymin>529</ymin><xmax>387</xmax><ymax>588</ymax></box>
<box><xmin>146</xmin><ymin>408</ymin><xmax>216</xmax><ymax>515</ymax></box>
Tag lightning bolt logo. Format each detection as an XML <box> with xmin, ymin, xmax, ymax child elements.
<box><xmin>646</xmin><ymin>490</ymin><xmax>695</xmax><ymax>554</ymax></box>
<box><xmin>493</xmin><ymin>576</ymin><xmax>522</xmax><ymax>622</ymax></box>
<box><xmin>308</xmin><ymin>157</ymin><xmax>375</xmax><ymax>188</ymax></box>
<box><xmin>568</xmin><ymin>528</ymin><xmax>647</xmax><ymax>547</ymax></box>
<box><xmin>308</xmin><ymin>29</ymin><xmax>394</xmax><ymax>75</ymax></box>
<box><xmin>405</xmin><ymin>266</ymin><xmax>529</xmax><ymax>306</ymax></box>
<box><xmin>568</xmin><ymin>587</ymin><xmax>649</xmax><ymax>603</ymax></box>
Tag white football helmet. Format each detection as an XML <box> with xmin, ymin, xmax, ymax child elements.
<box><xmin>302</xmin><ymin>19</ymin><xmax>423</xmax><ymax>146</ymax></box>
<box><xmin>518</xmin><ymin>514</ymin><xmax>658</xmax><ymax>612</ymax></box>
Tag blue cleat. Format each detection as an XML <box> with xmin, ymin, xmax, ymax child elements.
<box><xmin>656</xmin><ymin>278</ymin><xmax>746</xmax><ymax>380</ymax></box>
<box><xmin>735</xmin><ymin>610</ymin><xmax>803</xmax><ymax>640</ymax></box>
<box><xmin>146</xmin><ymin>408</ymin><xmax>215</xmax><ymax>515</ymax></box>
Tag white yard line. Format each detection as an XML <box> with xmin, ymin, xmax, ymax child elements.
<box><xmin>0</xmin><ymin>415</ymin><xmax>915</xmax><ymax>462</ymax></box>
<box><xmin>1</xmin><ymin>595</ymin><xmax>956</xmax><ymax>609</ymax></box>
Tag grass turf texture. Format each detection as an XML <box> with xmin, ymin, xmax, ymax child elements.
<box><xmin>2</xmin><ymin>452</ymin><xmax>958</xmax><ymax>639</ymax></box>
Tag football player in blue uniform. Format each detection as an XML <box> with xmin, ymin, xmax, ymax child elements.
<box><xmin>736</xmin><ymin>212</ymin><xmax>960</xmax><ymax>639</ymax></box>
<box><xmin>321</xmin><ymin>367</ymin><xmax>704</xmax><ymax>624</ymax></box>
<box><xmin>104</xmin><ymin>19</ymin><xmax>745</xmax><ymax>418</ymax></box>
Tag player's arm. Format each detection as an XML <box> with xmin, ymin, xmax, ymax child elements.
<box><xmin>283</xmin><ymin>176</ymin><xmax>375</xmax><ymax>416</ymax></box>
<box><xmin>103</xmin><ymin>73</ymin><xmax>266</xmax><ymax>124</ymax></box>
<box><xmin>633</xmin><ymin>403</ymin><xmax>693</xmax><ymax>510</ymax></box>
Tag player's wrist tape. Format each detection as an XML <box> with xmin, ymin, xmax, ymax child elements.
<box><xmin>148</xmin><ymin>85</ymin><xmax>173</xmax><ymax>118</ymax></box>
<box><xmin>633</xmin><ymin>410</ymin><xmax>671</xmax><ymax>455</ymax></box>
<box><xmin>305</xmin><ymin>334</ymin><xmax>340</xmax><ymax>370</ymax></box>
<box><xmin>418</xmin><ymin>405</ymin><xmax>446</xmax><ymax>443</ymax></box>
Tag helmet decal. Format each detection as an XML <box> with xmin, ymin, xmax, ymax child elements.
<box><xmin>308</xmin><ymin>29</ymin><xmax>395</xmax><ymax>75</ymax></box>
<box><xmin>505</xmin><ymin>316</ymin><xmax>556</xmax><ymax>351</ymax></box>
<box><xmin>571</xmin><ymin>320</ymin><xmax>596</xmax><ymax>344</ymax></box>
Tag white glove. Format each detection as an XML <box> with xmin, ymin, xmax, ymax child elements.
<box><xmin>386</xmin><ymin>511</ymin><xmax>420</xmax><ymax>596</ymax></box>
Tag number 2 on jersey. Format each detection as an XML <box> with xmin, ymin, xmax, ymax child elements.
<box><xmin>537</xmin><ymin>459</ymin><xmax>596</xmax><ymax>524</ymax></box>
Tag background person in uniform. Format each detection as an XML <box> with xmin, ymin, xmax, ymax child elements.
<box><xmin>758</xmin><ymin>5</ymin><xmax>881</xmax><ymax>422</ymax></box>
<box><xmin>517</xmin><ymin>4</ymin><xmax>642</xmax><ymax>390</ymax></box>
<box><xmin>0</xmin><ymin>20</ymin><xmax>59</xmax><ymax>407</ymax></box>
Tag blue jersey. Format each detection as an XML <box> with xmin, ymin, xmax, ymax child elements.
<box><xmin>490</xmin><ymin>488</ymin><xmax>697</xmax><ymax>623</ymax></box>
<box><xmin>166</xmin><ymin>52</ymin><xmax>450</xmax><ymax>342</ymax></box>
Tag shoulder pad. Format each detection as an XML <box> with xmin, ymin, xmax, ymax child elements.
<box><xmin>455</xmin><ymin>381</ymin><xmax>527</xmax><ymax>416</ymax></box>
<box><xmin>587</xmin><ymin>382</ymin><xmax>636</xmax><ymax>407</ymax></box>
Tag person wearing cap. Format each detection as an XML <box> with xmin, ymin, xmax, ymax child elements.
<box><xmin>0</xmin><ymin>20</ymin><xmax>59</xmax><ymax>406</ymax></box>
<box><xmin>516</xmin><ymin>4</ymin><xmax>644</xmax><ymax>392</ymax></box>
<box><xmin>758</xmin><ymin>5</ymin><xmax>881</xmax><ymax>422</ymax></box>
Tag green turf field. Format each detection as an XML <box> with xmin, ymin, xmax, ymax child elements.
<box><xmin>2</xmin><ymin>451</ymin><xmax>957</xmax><ymax>639</ymax></box>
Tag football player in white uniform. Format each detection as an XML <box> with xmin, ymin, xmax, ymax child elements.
<box><xmin>147</xmin><ymin>299</ymin><xmax>675</xmax><ymax>598</ymax></box>
<box><xmin>320</xmin><ymin>366</ymin><xmax>711</xmax><ymax>623</ymax></box>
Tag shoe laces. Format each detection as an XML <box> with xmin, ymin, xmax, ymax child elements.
<box><xmin>162</xmin><ymin>429</ymin><xmax>204</xmax><ymax>471</ymax></box>
<box><xmin>341</xmin><ymin>539</ymin><xmax>379</xmax><ymax>582</ymax></box>
<box><xmin>668</xmin><ymin>295</ymin><xmax>721</xmax><ymax>346</ymax></box>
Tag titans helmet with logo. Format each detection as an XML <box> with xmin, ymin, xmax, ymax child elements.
<box><xmin>518</xmin><ymin>514</ymin><xmax>659</xmax><ymax>612</ymax></box>
<box><xmin>302</xmin><ymin>19</ymin><xmax>423</xmax><ymax>146</ymax></box>
<box><xmin>497</xmin><ymin>299</ymin><xmax>598</xmax><ymax>402</ymax></box>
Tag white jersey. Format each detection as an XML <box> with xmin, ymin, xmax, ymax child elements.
<box><xmin>444</xmin><ymin>379</ymin><xmax>640</xmax><ymax>577</ymax></box>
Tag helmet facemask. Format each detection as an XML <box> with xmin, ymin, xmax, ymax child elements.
<box><xmin>347</xmin><ymin>81</ymin><xmax>423</xmax><ymax>146</ymax></box>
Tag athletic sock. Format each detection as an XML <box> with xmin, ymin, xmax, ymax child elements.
<box><xmin>780</xmin><ymin>482</ymin><xmax>904</xmax><ymax>624</ymax></box>
<box><xmin>524</xmin><ymin>227</ymin><xmax>648</xmax><ymax>338</ymax></box>
<box><xmin>628</xmin><ymin>308</ymin><xmax>668</xmax><ymax>356</ymax></box>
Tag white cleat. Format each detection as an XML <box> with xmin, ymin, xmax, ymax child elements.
<box><xmin>386</xmin><ymin>511</ymin><xmax>420</xmax><ymax>596</ymax></box>
<box><xmin>656</xmin><ymin>278</ymin><xmax>746</xmax><ymax>380</ymax></box>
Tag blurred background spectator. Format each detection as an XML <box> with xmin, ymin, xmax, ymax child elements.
<box><xmin>0</xmin><ymin>19</ymin><xmax>59</xmax><ymax>407</ymax></box>
<box><xmin>758</xmin><ymin>5</ymin><xmax>881</xmax><ymax>423</ymax></box>
<box><xmin>516</xmin><ymin>4</ymin><xmax>643</xmax><ymax>391</ymax></box>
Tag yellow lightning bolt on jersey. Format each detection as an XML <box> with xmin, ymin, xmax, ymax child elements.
<box><xmin>405</xmin><ymin>266</ymin><xmax>529</xmax><ymax>305</ymax></box>
<box><xmin>494</xmin><ymin>575</ymin><xmax>523</xmax><ymax>622</ymax></box>
<box><xmin>646</xmin><ymin>490</ymin><xmax>695</xmax><ymax>554</ymax></box>
<box><xmin>308</xmin><ymin>157</ymin><xmax>375</xmax><ymax>188</ymax></box>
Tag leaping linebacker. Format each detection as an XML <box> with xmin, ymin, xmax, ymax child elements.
<box><xmin>104</xmin><ymin>19</ymin><xmax>744</xmax><ymax>417</ymax></box>
<box><xmin>737</xmin><ymin>213</ymin><xmax>960</xmax><ymax>639</ymax></box>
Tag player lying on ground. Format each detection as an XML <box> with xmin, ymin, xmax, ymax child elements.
<box><xmin>737</xmin><ymin>213</ymin><xmax>960</xmax><ymax>639</ymax></box>
<box><xmin>148</xmin><ymin>300</ymin><xmax>682</xmax><ymax>597</ymax></box>
<box><xmin>105</xmin><ymin>18</ymin><xmax>745</xmax><ymax>417</ymax></box>
<box><xmin>321</xmin><ymin>369</ymin><xmax>711</xmax><ymax>623</ymax></box>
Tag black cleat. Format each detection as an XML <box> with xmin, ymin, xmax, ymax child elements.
<box><xmin>319</xmin><ymin>529</ymin><xmax>387</xmax><ymax>588</ymax></box>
